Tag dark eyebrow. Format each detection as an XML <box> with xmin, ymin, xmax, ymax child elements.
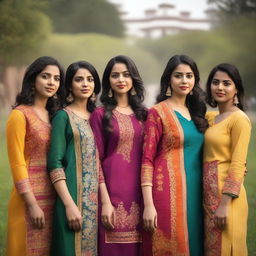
<box><xmin>173</xmin><ymin>72</ymin><xmax>193</xmax><ymax>74</ymax></box>
<box><xmin>41</xmin><ymin>72</ymin><xmax>60</xmax><ymax>77</ymax></box>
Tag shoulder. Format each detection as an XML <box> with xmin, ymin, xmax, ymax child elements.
<box><xmin>205</xmin><ymin>111</ymin><xmax>218</xmax><ymax>125</ymax></box>
<box><xmin>229</xmin><ymin>110</ymin><xmax>251</xmax><ymax>127</ymax></box>
<box><xmin>7</xmin><ymin>108</ymin><xmax>26</xmax><ymax>124</ymax></box>
<box><xmin>90</xmin><ymin>106</ymin><xmax>105</xmax><ymax>119</ymax></box>
<box><xmin>52</xmin><ymin>109</ymin><xmax>69</xmax><ymax>122</ymax></box>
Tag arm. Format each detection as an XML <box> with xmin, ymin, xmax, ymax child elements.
<box><xmin>6</xmin><ymin>110</ymin><xmax>45</xmax><ymax>229</ymax></box>
<box><xmin>215</xmin><ymin>114</ymin><xmax>251</xmax><ymax>229</ymax></box>
<box><xmin>141</xmin><ymin>109</ymin><xmax>162</xmax><ymax>232</ymax></box>
<box><xmin>90</xmin><ymin>109</ymin><xmax>115</xmax><ymax>229</ymax></box>
<box><xmin>47</xmin><ymin>111</ymin><xmax>82</xmax><ymax>231</ymax></box>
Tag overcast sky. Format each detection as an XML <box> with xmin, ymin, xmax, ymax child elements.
<box><xmin>109</xmin><ymin>0</ymin><xmax>210</xmax><ymax>18</ymax></box>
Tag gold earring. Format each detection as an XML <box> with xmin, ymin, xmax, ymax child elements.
<box><xmin>233</xmin><ymin>94</ymin><xmax>239</xmax><ymax>106</ymax></box>
<box><xmin>90</xmin><ymin>92</ymin><xmax>96</xmax><ymax>102</ymax></box>
<box><xmin>131</xmin><ymin>87</ymin><xmax>136</xmax><ymax>96</ymax></box>
<box><xmin>53</xmin><ymin>94</ymin><xmax>58</xmax><ymax>99</ymax></box>
<box><xmin>108</xmin><ymin>89</ymin><xmax>113</xmax><ymax>98</ymax></box>
<box><xmin>190</xmin><ymin>90</ymin><xmax>193</xmax><ymax>95</ymax></box>
<box><xmin>166</xmin><ymin>86</ymin><xmax>172</xmax><ymax>96</ymax></box>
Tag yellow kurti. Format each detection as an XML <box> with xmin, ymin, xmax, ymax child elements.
<box><xmin>203</xmin><ymin>110</ymin><xmax>251</xmax><ymax>256</ymax></box>
<box><xmin>6</xmin><ymin>105</ymin><xmax>55</xmax><ymax>256</ymax></box>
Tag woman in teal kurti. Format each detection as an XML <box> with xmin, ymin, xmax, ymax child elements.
<box><xmin>175</xmin><ymin>111</ymin><xmax>204</xmax><ymax>255</ymax></box>
<box><xmin>47</xmin><ymin>61</ymin><xmax>102</xmax><ymax>255</ymax></box>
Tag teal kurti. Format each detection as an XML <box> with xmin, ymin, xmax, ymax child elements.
<box><xmin>47</xmin><ymin>109</ymin><xmax>99</xmax><ymax>256</ymax></box>
<box><xmin>175</xmin><ymin>111</ymin><xmax>204</xmax><ymax>256</ymax></box>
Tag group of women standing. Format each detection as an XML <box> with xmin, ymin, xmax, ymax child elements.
<box><xmin>5</xmin><ymin>54</ymin><xmax>251</xmax><ymax>256</ymax></box>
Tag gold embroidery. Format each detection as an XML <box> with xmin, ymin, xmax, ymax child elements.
<box><xmin>105</xmin><ymin>201</ymin><xmax>141</xmax><ymax>243</ymax></box>
<box><xmin>222</xmin><ymin>171</ymin><xmax>243</xmax><ymax>197</ymax></box>
<box><xmin>49</xmin><ymin>168</ymin><xmax>66</xmax><ymax>184</ymax></box>
<box><xmin>15</xmin><ymin>178</ymin><xmax>31</xmax><ymax>193</ymax></box>
<box><xmin>141</xmin><ymin>164</ymin><xmax>153</xmax><ymax>185</ymax></box>
<box><xmin>114</xmin><ymin>110</ymin><xmax>134</xmax><ymax>163</ymax></box>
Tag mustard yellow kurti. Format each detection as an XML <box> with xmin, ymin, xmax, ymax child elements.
<box><xmin>6</xmin><ymin>105</ymin><xmax>55</xmax><ymax>256</ymax></box>
<box><xmin>203</xmin><ymin>110</ymin><xmax>251</xmax><ymax>256</ymax></box>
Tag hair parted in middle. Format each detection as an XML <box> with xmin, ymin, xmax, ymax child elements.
<box><xmin>64</xmin><ymin>60</ymin><xmax>101</xmax><ymax>113</ymax></box>
<box><xmin>100</xmin><ymin>55</ymin><xmax>147</xmax><ymax>132</ymax></box>
<box><xmin>157</xmin><ymin>54</ymin><xmax>208</xmax><ymax>132</ymax></box>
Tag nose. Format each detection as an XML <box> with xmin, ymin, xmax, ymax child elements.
<box><xmin>48</xmin><ymin>76</ymin><xmax>54</xmax><ymax>85</ymax></box>
<box><xmin>182</xmin><ymin>75</ymin><xmax>187</xmax><ymax>83</ymax></box>
<box><xmin>118</xmin><ymin>74</ymin><xmax>125</xmax><ymax>82</ymax></box>
<box><xmin>217</xmin><ymin>82</ymin><xmax>224</xmax><ymax>90</ymax></box>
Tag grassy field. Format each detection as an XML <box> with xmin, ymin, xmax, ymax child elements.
<box><xmin>0</xmin><ymin>117</ymin><xmax>255</xmax><ymax>255</ymax></box>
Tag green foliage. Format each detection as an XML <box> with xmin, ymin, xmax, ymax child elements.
<box><xmin>38</xmin><ymin>33</ymin><xmax>161</xmax><ymax>84</ymax></box>
<box><xmin>47</xmin><ymin>0</ymin><xmax>124</xmax><ymax>37</ymax></box>
<box><xmin>208</xmin><ymin>0</ymin><xmax>256</xmax><ymax>17</ymax></box>
<box><xmin>0</xmin><ymin>0</ymin><xmax>51</xmax><ymax>66</ymax></box>
<box><xmin>137</xmin><ymin>17</ymin><xmax>256</xmax><ymax>98</ymax></box>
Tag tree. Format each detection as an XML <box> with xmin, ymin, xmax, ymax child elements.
<box><xmin>0</xmin><ymin>0</ymin><xmax>51</xmax><ymax>109</ymax></box>
<box><xmin>208</xmin><ymin>0</ymin><xmax>256</xmax><ymax>18</ymax></box>
<box><xmin>47</xmin><ymin>0</ymin><xmax>124</xmax><ymax>37</ymax></box>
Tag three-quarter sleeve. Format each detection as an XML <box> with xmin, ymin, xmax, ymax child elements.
<box><xmin>141</xmin><ymin>108</ymin><xmax>163</xmax><ymax>186</ymax></box>
<box><xmin>6</xmin><ymin>109</ymin><xmax>31</xmax><ymax>193</ymax></box>
<box><xmin>90</xmin><ymin>108</ymin><xmax>106</xmax><ymax>184</ymax></box>
<box><xmin>222</xmin><ymin>113</ymin><xmax>251</xmax><ymax>197</ymax></box>
<box><xmin>47</xmin><ymin>110</ymin><xmax>68</xmax><ymax>184</ymax></box>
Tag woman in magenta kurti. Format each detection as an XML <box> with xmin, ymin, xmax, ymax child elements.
<box><xmin>90</xmin><ymin>55</ymin><xmax>147</xmax><ymax>256</ymax></box>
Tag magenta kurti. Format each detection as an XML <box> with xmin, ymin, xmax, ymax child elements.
<box><xmin>90</xmin><ymin>107</ymin><xmax>144</xmax><ymax>256</ymax></box>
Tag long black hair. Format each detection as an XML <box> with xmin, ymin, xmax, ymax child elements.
<box><xmin>157</xmin><ymin>54</ymin><xmax>208</xmax><ymax>133</ymax></box>
<box><xmin>206</xmin><ymin>63</ymin><xmax>245</xmax><ymax>111</ymax></box>
<box><xmin>100</xmin><ymin>55</ymin><xmax>147</xmax><ymax>132</ymax></box>
<box><xmin>64</xmin><ymin>61</ymin><xmax>101</xmax><ymax>113</ymax></box>
<box><xmin>14</xmin><ymin>56</ymin><xmax>65</xmax><ymax>118</ymax></box>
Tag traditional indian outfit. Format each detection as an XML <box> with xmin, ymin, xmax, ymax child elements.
<box><xmin>203</xmin><ymin>110</ymin><xmax>251</xmax><ymax>256</ymax></box>
<box><xmin>6</xmin><ymin>105</ymin><xmax>55</xmax><ymax>256</ymax></box>
<box><xmin>90</xmin><ymin>107</ymin><xmax>144</xmax><ymax>256</ymax></box>
<box><xmin>47</xmin><ymin>108</ymin><xmax>100</xmax><ymax>256</ymax></box>
<box><xmin>141</xmin><ymin>101</ymin><xmax>204</xmax><ymax>256</ymax></box>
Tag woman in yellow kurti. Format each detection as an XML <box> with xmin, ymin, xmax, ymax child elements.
<box><xmin>203</xmin><ymin>63</ymin><xmax>251</xmax><ymax>256</ymax></box>
<box><xmin>6</xmin><ymin>56</ymin><xmax>65</xmax><ymax>255</ymax></box>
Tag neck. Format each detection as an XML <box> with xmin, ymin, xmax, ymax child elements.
<box><xmin>167</xmin><ymin>95</ymin><xmax>186</xmax><ymax>107</ymax></box>
<box><xmin>34</xmin><ymin>95</ymin><xmax>48</xmax><ymax>109</ymax></box>
<box><xmin>70</xmin><ymin>98</ymin><xmax>88</xmax><ymax>111</ymax></box>
<box><xmin>218</xmin><ymin>101</ymin><xmax>237</xmax><ymax>114</ymax></box>
<box><xmin>115</xmin><ymin>93</ymin><xmax>129</xmax><ymax>107</ymax></box>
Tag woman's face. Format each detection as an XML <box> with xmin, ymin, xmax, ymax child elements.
<box><xmin>71</xmin><ymin>68</ymin><xmax>95</xmax><ymax>100</ymax></box>
<box><xmin>210</xmin><ymin>71</ymin><xmax>237</xmax><ymax>105</ymax></box>
<box><xmin>34</xmin><ymin>65</ymin><xmax>60</xmax><ymax>98</ymax></box>
<box><xmin>169</xmin><ymin>64</ymin><xmax>195</xmax><ymax>97</ymax></box>
<box><xmin>109</xmin><ymin>63</ymin><xmax>133</xmax><ymax>95</ymax></box>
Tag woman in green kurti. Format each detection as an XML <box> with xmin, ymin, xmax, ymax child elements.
<box><xmin>47</xmin><ymin>61</ymin><xmax>102</xmax><ymax>256</ymax></box>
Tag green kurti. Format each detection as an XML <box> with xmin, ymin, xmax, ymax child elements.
<box><xmin>175</xmin><ymin>111</ymin><xmax>204</xmax><ymax>256</ymax></box>
<box><xmin>47</xmin><ymin>109</ymin><xmax>99</xmax><ymax>256</ymax></box>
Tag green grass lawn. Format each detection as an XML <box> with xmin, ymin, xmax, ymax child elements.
<box><xmin>0</xmin><ymin>118</ymin><xmax>255</xmax><ymax>254</ymax></box>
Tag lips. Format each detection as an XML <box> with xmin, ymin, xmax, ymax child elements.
<box><xmin>81</xmin><ymin>89</ymin><xmax>90</xmax><ymax>93</ymax></box>
<box><xmin>45</xmin><ymin>87</ymin><xmax>55</xmax><ymax>93</ymax></box>
<box><xmin>117</xmin><ymin>84</ymin><xmax>125</xmax><ymax>89</ymax></box>
<box><xmin>179</xmin><ymin>86</ymin><xmax>189</xmax><ymax>90</ymax></box>
<box><xmin>215</xmin><ymin>93</ymin><xmax>225</xmax><ymax>97</ymax></box>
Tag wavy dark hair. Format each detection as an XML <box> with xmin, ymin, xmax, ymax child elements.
<box><xmin>14</xmin><ymin>56</ymin><xmax>65</xmax><ymax>118</ymax></box>
<box><xmin>157</xmin><ymin>54</ymin><xmax>208</xmax><ymax>132</ymax></box>
<box><xmin>64</xmin><ymin>61</ymin><xmax>101</xmax><ymax>112</ymax></box>
<box><xmin>206</xmin><ymin>63</ymin><xmax>245</xmax><ymax>111</ymax></box>
<box><xmin>100</xmin><ymin>55</ymin><xmax>147</xmax><ymax>132</ymax></box>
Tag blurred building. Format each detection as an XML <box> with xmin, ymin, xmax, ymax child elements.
<box><xmin>116</xmin><ymin>2</ymin><xmax>213</xmax><ymax>38</ymax></box>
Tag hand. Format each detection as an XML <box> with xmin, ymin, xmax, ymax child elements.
<box><xmin>27</xmin><ymin>204</ymin><xmax>45</xmax><ymax>229</ymax></box>
<box><xmin>101</xmin><ymin>202</ymin><xmax>116</xmax><ymax>230</ymax></box>
<box><xmin>143</xmin><ymin>205</ymin><xmax>157</xmax><ymax>232</ymax></box>
<box><xmin>214</xmin><ymin>204</ymin><xmax>228</xmax><ymax>229</ymax></box>
<box><xmin>65</xmin><ymin>203</ymin><xmax>82</xmax><ymax>232</ymax></box>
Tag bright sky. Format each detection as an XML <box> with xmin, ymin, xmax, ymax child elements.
<box><xmin>109</xmin><ymin>0</ymin><xmax>210</xmax><ymax>18</ymax></box>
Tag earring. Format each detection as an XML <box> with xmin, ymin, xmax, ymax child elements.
<box><xmin>67</xmin><ymin>92</ymin><xmax>74</xmax><ymax>103</ymax></box>
<box><xmin>53</xmin><ymin>94</ymin><xmax>58</xmax><ymax>99</ymax></box>
<box><xmin>190</xmin><ymin>90</ymin><xmax>193</xmax><ymax>95</ymax></box>
<box><xmin>131</xmin><ymin>87</ymin><xmax>136</xmax><ymax>96</ymax></box>
<box><xmin>233</xmin><ymin>94</ymin><xmax>239</xmax><ymax>106</ymax></box>
<box><xmin>108</xmin><ymin>88</ymin><xmax>113</xmax><ymax>98</ymax></box>
<box><xmin>211</xmin><ymin>96</ymin><xmax>217</xmax><ymax>105</ymax></box>
<box><xmin>166</xmin><ymin>86</ymin><xmax>172</xmax><ymax>96</ymax></box>
<box><xmin>90</xmin><ymin>92</ymin><xmax>96</xmax><ymax>102</ymax></box>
